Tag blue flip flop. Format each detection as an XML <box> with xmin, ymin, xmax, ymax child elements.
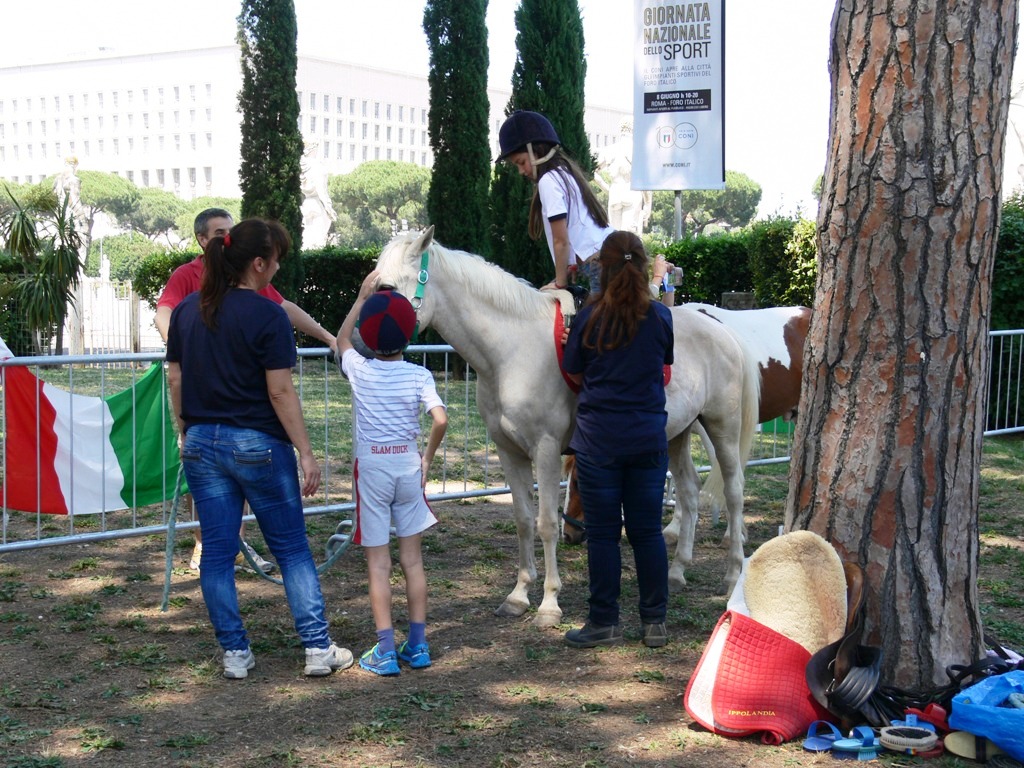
<box><xmin>803</xmin><ymin>720</ymin><xmax>843</xmax><ymax>752</ymax></box>
<box><xmin>833</xmin><ymin>726</ymin><xmax>881</xmax><ymax>760</ymax></box>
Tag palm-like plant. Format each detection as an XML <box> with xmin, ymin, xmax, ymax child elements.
<box><xmin>0</xmin><ymin>184</ymin><xmax>83</xmax><ymax>354</ymax></box>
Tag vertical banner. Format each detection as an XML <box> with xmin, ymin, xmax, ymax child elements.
<box><xmin>632</xmin><ymin>0</ymin><xmax>726</xmax><ymax>190</ymax></box>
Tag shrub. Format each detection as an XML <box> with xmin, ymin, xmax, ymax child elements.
<box><xmin>993</xmin><ymin>193</ymin><xmax>1024</xmax><ymax>331</ymax></box>
<box><xmin>295</xmin><ymin>246</ymin><xmax>381</xmax><ymax>343</ymax></box>
<box><xmin>133</xmin><ymin>250</ymin><xmax>196</xmax><ymax>308</ymax></box>
<box><xmin>659</xmin><ymin>229</ymin><xmax>752</xmax><ymax>305</ymax></box>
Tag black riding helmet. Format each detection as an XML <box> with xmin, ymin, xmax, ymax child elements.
<box><xmin>496</xmin><ymin>110</ymin><xmax>561</xmax><ymax>161</ymax></box>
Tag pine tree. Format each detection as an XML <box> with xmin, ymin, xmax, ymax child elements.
<box><xmin>423</xmin><ymin>0</ymin><xmax>491</xmax><ymax>255</ymax></box>
<box><xmin>237</xmin><ymin>0</ymin><xmax>304</xmax><ymax>297</ymax></box>
<box><xmin>489</xmin><ymin>0</ymin><xmax>592</xmax><ymax>286</ymax></box>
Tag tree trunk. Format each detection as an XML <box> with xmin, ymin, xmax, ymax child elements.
<box><xmin>786</xmin><ymin>0</ymin><xmax>1018</xmax><ymax>688</ymax></box>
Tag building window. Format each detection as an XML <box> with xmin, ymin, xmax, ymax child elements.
<box><xmin>206</xmin><ymin>83</ymin><xmax>212</xmax><ymax>98</ymax></box>
<box><xmin>362</xmin><ymin>145</ymin><xmax>368</xmax><ymax>160</ymax></box>
<box><xmin>126</xmin><ymin>170</ymin><xmax>133</xmax><ymax>182</ymax></box>
<box><xmin>54</xmin><ymin>96</ymin><xmax>59</xmax><ymax>112</ymax></box>
<box><xmin>386</xmin><ymin>147</ymin><xmax>392</xmax><ymax>160</ymax></box>
<box><xmin>157</xmin><ymin>169</ymin><xmax>165</xmax><ymax>186</ymax></box>
<box><xmin>362</xmin><ymin>123</ymin><xmax>368</xmax><ymax>139</ymax></box>
<box><xmin>386</xmin><ymin>126</ymin><xmax>392</xmax><ymax>141</ymax></box>
<box><xmin>68</xmin><ymin>118</ymin><xmax>74</xmax><ymax>134</ymax></box>
<box><xmin>68</xmin><ymin>94</ymin><xmax>74</xmax><ymax>110</ymax></box>
<box><xmin>143</xmin><ymin>136</ymin><xmax>150</xmax><ymax>151</ymax></box>
<box><xmin>349</xmin><ymin>98</ymin><xmax>355</xmax><ymax>115</ymax></box>
<box><xmin>309</xmin><ymin>92</ymin><xmax>316</xmax><ymax>110</ymax></box>
<box><xmin>206</xmin><ymin>132</ymin><xmax>212</xmax><ymax>148</ymax></box>
<box><xmin>128</xmin><ymin>137</ymin><xmax>133</xmax><ymax>151</ymax></box>
<box><xmin>126</xmin><ymin>90</ymin><xmax>132</xmax><ymax>105</ymax></box>
<box><xmin>399</xmin><ymin>149</ymin><xmax>404</xmax><ymax>161</ymax></box>
<box><xmin>204</xmin><ymin>166</ymin><xmax>212</xmax><ymax>187</ymax></box>
<box><xmin>189</xmin><ymin>84</ymin><xmax>195</xmax><ymax>101</ymax></box>
<box><xmin>337</xmin><ymin>97</ymin><xmax>343</xmax><ymax>112</ymax></box>
<box><xmin>309</xmin><ymin>116</ymin><xmax>316</xmax><ymax>132</ymax></box>
<box><xmin>399</xmin><ymin>127</ymin><xmax>404</xmax><ymax>144</ymax></box>
<box><xmin>362</xmin><ymin>100</ymin><xmax>368</xmax><ymax>117</ymax></box>
<box><xmin>172</xmin><ymin>168</ymin><xmax>180</xmax><ymax>187</ymax></box>
<box><xmin>113</xmin><ymin>91</ymin><xmax>119</xmax><ymax>108</ymax></box>
<box><xmin>323</xmin><ymin>94</ymin><xmax>329</xmax><ymax>111</ymax></box>
<box><xmin>174</xmin><ymin>134</ymin><xmax>181</xmax><ymax>151</ymax></box>
<box><xmin>323</xmin><ymin>117</ymin><xmax>329</xmax><ymax>133</ymax></box>
<box><xmin>336</xmin><ymin>120</ymin><xmax>343</xmax><ymax>137</ymax></box>
<box><xmin>190</xmin><ymin>134</ymin><xmax>196</xmax><ymax>150</ymax></box>
<box><xmin>399</xmin><ymin>105</ymin><xmax>404</xmax><ymax>122</ymax></box>
<box><xmin>410</xmin><ymin>107</ymin><xmax>415</xmax><ymax>123</ymax></box>
<box><xmin>374</xmin><ymin>102</ymin><xmax>380</xmax><ymax>119</ymax></box>
<box><xmin>174</xmin><ymin>110</ymin><xmax>180</xmax><ymax>126</ymax></box>
<box><xmin>143</xmin><ymin>88</ymin><xmax>149</xmax><ymax>104</ymax></box>
<box><xmin>349</xmin><ymin>122</ymin><xmax>355</xmax><ymax>138</ymax></box>
<box><xmin>174</xmin><ymin>86</ymin><xmax>180</xmax><ymax>102</ymax></box>
<box><xmin>386</xmin><ymin>104</ymin><xmax>392</xmax><ymax>120</ymax></box>
<box><xmin>374</xmin><ymin>125</ymin><xmax>380</xmax><ymax>140</ymax></box>
<box><xmin>323</xmin><ymin>141</ymin><xmax>329</xmax><ymax>158</ymax></box>
<box><xmin>188</xmin><ymin>167</ymin><xmax>196</xmax><ymax>186</ymax></box>
<box><xmin>374</xmin><ymin>146</ymin><xmax>380</xmax><ymax>160</ymax></box>
<box><xmin>350</xmin><ymin>144</ymin><xmax>355</xmax><ymax>161</ymax></box>
<box><xmin>158</xmin><ymin>87</ymin><xmax>164</xmax><ymax>104</ymax></box>
<box><xmin>111</xmin><ymin>138</ymin><xmax>118</xmax><ymax>155</ymax></box>
<box><xmin>142</xmin><ymin>169</ymin><xmax>149</xmax><ymax>186</ymax></box>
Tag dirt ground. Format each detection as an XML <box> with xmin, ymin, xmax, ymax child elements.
<box><xmin>0</xmin><ymin>469</ymin><xmax>1020</xmax><ymax>768</ymax></box>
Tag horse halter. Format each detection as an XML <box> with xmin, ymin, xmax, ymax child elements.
<box><xmin>408</xmin><ymin>248</ymin><xmax>430</xmax><ymax>344</ymax></box>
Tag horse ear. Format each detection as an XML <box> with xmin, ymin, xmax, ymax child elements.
<box><xmin>412</xmin><ymin>225</ymin><xmax>435</xmax><ymax>255</ymax></box>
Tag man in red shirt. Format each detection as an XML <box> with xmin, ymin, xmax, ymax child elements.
<box><xmin>156</xmin><ymin>208</ymin><xmax>337</xmax><ymax>573</ymax></box>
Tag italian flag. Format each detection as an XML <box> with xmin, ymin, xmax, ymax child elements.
<box><xmin>2</xmin><ymin>362</ymin><xmax>182</xmax><ymax>515</ymax></box>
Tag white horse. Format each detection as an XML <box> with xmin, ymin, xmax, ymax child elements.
<box><xmin>374</xmin><ymin>229</ymin><xmax>760</xmax><ymax>618</ymax></box>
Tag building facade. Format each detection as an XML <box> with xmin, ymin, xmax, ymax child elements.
<box><xmin>1</xmin><ymin>46</ymin><xmax>630</xmax><ymax>198</ymax></box>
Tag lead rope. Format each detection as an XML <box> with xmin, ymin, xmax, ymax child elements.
<box><xmin>160</xmin><ymin>464</ymin><xmax>185</xmax><ymax>612</ymax></box>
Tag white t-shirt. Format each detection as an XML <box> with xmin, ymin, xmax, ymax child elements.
<box><xmin>537</xmin><ymin>168</ymin><xmax>616</xmax><ymax>266</ymax></box>
<box><xmin>341</xmin><ymin>349</ymin><xmax>445</xmax><ymax>445</ymax></box>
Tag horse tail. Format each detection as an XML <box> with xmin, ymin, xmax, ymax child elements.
<box><xmin>700</xmin><ymin>331</ymin><xmax>762</xmax><ymax>506</ymax></box>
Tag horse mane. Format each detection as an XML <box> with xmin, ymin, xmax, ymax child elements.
<box><xmin>424</xmin><ymin>236</ymin><xmax>555</xmax><ymax>321</ymax></box>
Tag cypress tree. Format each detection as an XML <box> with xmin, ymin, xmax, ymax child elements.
<box><xmin>489</xmin><ymin>0</ymin><xmax>593</xmax><ymax>286</ymax></box>
<box><xmin>237</xmin><ymin>0</ymin><xmax>304</xmax><ymax>297</ymax></box>
<box><xmin>423</xmin><ymin>0</ymin><xmax>491</xmax><ymax>255</ymax></box>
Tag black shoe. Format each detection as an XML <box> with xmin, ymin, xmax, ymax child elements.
<box><xmin>642</xmin><ymin>622</ymin><xmax>668</xmax><ymax>648</ymax></box>
<box><xmin>564</xmin><ymin>622</ymin><xmax>624</xmax><ymax>648</ymax></box>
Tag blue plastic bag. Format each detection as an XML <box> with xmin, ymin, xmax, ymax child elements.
<box><xmin>949</xmin><ymin>669</ymin><xmax>1024</xmax><ymax>760</ymax></box>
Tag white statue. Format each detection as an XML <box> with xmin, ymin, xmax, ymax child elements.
<box><xmin>596</xmin><ymin>122</ymin><xmax>652</xmax><ymax>236</ymax></box>
<box><xmin>54</xmin><ymin>157</ymin><xmax>86</xmax><ymax>228</ymax></box>
<box><xmin>300</xmin><ymin>142</ymin><xmax>337</xmax><ymax>248</ymax></box>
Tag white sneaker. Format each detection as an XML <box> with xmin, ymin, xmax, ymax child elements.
<box><xmin>235</xmin><ymin>541</ymin><xmax>277</xmax><ymax>574</ymax></box>
<box><xmin>223</xmin><ymin>648</ymin><xmax>255</xmax><ymax>679</ymax></box>
<box><xmin>304</xmin><ymin>643</ymin><xmax>354</xmax><ymax>676</ymax></box>
<box><xmin>189</xmin><ymin>542</ymin><xmax>203</xmax><ymax>571</ymax></box>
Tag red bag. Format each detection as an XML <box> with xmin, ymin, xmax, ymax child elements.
<box><xmin>685</xmin><ymin>610</ymin><xmax>834</xmax><ymax>745</ymax></box>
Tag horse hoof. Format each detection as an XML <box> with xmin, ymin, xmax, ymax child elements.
<box><xmin>668</xmin><ymin>572</ymin><xmax>687</xmax><ymax>593</ymax></box>
<box><xmin>494</xmin><ymin>600</ymin><xmax>529</xmax><ymax>619</ymax></box>
<box><xmin>533</xmin><ymin>610</ymin><xmax>562</xmax><ymax>629</ymax></box>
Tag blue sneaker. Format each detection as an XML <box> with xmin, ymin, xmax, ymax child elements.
<box><xmin>397</xmin><ymin>640</ymin><xmax>432</xmax><ymax>669</ymax></box>
<box><xmin>359</xmin><ymin>643</ymin><xmax>400</xmax><ymax>676</ymax></box>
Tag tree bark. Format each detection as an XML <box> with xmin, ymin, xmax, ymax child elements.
<box><xmin>786</xmin><ymin>0</ymin><xmax>1018</xmax><ymax>688</ymax></box>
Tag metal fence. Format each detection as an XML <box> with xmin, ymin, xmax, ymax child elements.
<box><xmin>2</xmin><ymin>331</ymin><xmax>1022</xmax><ymax>553</ymax></box>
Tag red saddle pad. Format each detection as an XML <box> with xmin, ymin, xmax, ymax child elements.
<box><xmin>685</xmin><ymin>610</ymin><xmax>834</xmax><ymax>745</ymax></box>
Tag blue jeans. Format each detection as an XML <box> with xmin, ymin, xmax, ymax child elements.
<box><xmin>573</xmin><ymin>450</ymin><xmax>669</xmax><ymax>627</ymax></box>
<box><xmin>181</xmin><ymin>424</ymin><xmax>330</xmax><ymax>652</ymax></box>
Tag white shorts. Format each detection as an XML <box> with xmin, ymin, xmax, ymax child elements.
<box><xmin>353</xmin><ymin>441</ymin><xmax>437</xmax><ymax>547</ymax></box>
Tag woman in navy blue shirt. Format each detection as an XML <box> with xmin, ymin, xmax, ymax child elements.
<box><xmin>166</xmin><ymin>218</ymin><xmax>353</xmax><ymax>679</ymax></box>
<box><xmin>562</xmin><ymin>230</ymin><xmax>674</xmax><ymax>649</ymax></box>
